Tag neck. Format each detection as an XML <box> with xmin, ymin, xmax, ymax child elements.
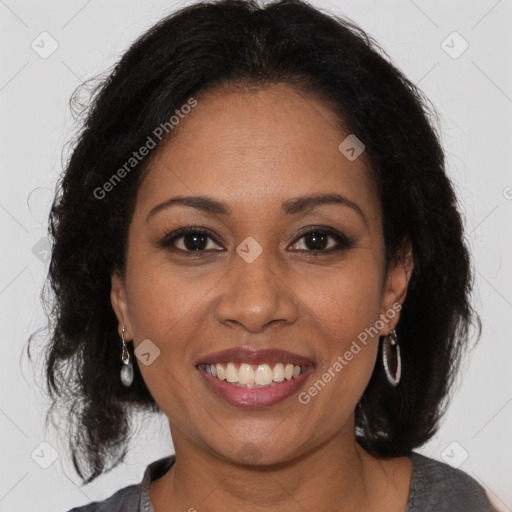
<box><xmin>149</xmin><ymin>420</ymin><xmax>402</xmax><ymax>512</ymax></box>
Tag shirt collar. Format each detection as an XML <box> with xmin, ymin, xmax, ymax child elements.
<box><xmin>139</xmin><ymin>455</ymin><xmax>176</xmax><ymax>512</ymax></box>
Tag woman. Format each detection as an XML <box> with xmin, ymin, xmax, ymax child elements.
<box><xmin>36</xmin><ymin>0</ymin><xmax>495</xmax><ymax>510</ymax></box>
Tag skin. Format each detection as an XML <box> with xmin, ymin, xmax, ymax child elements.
<box><xmin>111</xmin><ymin>83</ymin><xmax>414</xmax><ymax>512</ymax></box>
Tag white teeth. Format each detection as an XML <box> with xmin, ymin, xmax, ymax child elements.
<box><xmin>225</xmin><ymin>362</ymin><xmax>238</xmax><ymax>383</ymax></box>
<box><xmin>238</xmin><ymin>363</ymin><xmax>255</xmax><ymax>384</ymax></box>
<box><xmin>204</xmin><ymin>362</ymin><xmax>306</xmax><ymax>386</ymax></box>
<box><xmin>254</xmin><ymin>364</ymin><xmax>273</xmax><ymax>385</ymax></box>
<box><xmin>284</xmin><ymin>363</ymin><xmax>294</xmax><ymax>380</ymax></box>
<box><xmin>273</xmin><ymin>363</ymin><xmax>284</xmax><ymax>382</ymax></box>
<box><xmin>216</xmin><ymin>363</ymin><xmax>225</xmax><ymax>380</ymax></box>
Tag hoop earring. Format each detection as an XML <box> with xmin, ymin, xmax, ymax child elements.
<box><xmin>120</xmin><ymin>324</ymin><xmax>134</xmax><ymax>387</ymax></box>
<box><xmin>382</xmin><ymin>329</ymin><xmax>401</xmax><ymax>386</ymax></box>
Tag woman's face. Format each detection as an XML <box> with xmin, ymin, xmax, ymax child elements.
<box><xmin>111</xmin><ymin>83</ymin><xmax>411</xmax><ymax>464</ymax></box>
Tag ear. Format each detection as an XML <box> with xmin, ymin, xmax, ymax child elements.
<box><xmin>379</xmin><ymin>236</ymin><xmax>414</xmax><ymax>336</ymax></box>
<box><xmin>110</xmin><ymin>269</ymin><xmax>133</xmax><ymax>340</ymax></box>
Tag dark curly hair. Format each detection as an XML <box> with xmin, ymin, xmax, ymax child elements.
<box><xmin>27</xmin><ymin>0</ymin><xmax>480</xmax><ymax>485</ymax></box>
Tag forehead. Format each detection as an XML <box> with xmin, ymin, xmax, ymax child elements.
<box><xmin>136</xmin><ymin>83</ymin><xmax>379</xmax><ymax>223</ymax></box>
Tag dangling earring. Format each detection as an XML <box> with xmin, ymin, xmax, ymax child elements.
<box><xmin>382</xmin><ymin>328</ymin><xmax>401</xmax><ymax>386</ymax></box>
<box><xmin>120</xmin><ymin>324</ymin><xmax>134</xmax><ymax>387</ymax></box>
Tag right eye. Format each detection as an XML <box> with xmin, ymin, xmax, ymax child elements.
<box><xmin>160</xmin><ymin>227</ymin><xmax>224</xmax><ymax>255</ymax></box>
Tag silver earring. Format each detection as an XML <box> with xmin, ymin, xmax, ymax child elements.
<box><xmin>120</xmin><ymin>324</ymin><xmax>134</xmax><ymax>387</ymax></box>
<box><xmin>382</xmin><ymin>329</ymin><xmax>401</xmax><ymax>386</ymax></box>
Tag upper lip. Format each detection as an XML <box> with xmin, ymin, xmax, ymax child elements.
<box><xmin>195</xmin><ymin>347</ymin><xmax>314</xmax><ymax>367</ymax></box>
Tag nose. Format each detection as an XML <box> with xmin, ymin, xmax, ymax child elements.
<box><xmin>214</xmin><ymin>250</ymin><xmax>300</xmax><ymax>334</ymax></box>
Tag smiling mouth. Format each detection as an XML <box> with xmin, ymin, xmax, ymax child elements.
<box><xmin>194</xmin><ymin>347</ymin><xmax>315</xmax><ymax>407</ymax></box>
<box><xmin>197</xmin><ymin>362</ymin><xmax>308</xmax><ymax>388</ymax></box>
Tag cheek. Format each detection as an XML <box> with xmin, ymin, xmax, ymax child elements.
<box><xmin>123</xmin><ymin>255</ymin><xmax>222</xmax><ymax>404</ymax></box>
<box><xmin>125</xmin><ymin>254</ymin><xmax>214</xmax><ymax>340</ymax></box>
<box><xmin>298</xmin><ymin>257</ymin><xmax>384</xmax><ymax>344</ymax></box>
<box><xmin>293</xmin><ymin>257</ymin><xmax>383</xmax><ymax>408</ymax></box>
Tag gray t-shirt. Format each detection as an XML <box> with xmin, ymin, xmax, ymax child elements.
<box><xmin>67</xmin><ymin>451</ymin><xmax>495</xmax><ymax>512</ymax></box>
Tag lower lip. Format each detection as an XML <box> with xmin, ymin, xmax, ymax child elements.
<box><xmin>197</xmin><ymin>366</ymin><xmax>314</xmax><ymax>407</ymax></box>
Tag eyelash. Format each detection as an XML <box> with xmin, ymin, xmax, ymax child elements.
<box><xmin>159</xmin><ymin>226</ymin><xmax>356</xmax><ymax>257</ymax></box>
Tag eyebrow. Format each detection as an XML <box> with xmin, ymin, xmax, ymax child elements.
<box><xmin>146</xmin><ymin>193</ymin><xmax>368</xmax><ymax>226</ymax></box>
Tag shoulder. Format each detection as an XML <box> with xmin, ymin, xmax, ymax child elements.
<box><xmin>407</xmin><ymin>451</ymin><xmax>495</xmax><ymax>512</ymax></box>
<box><xmin>65</xmin><ymin>483</ymin><xmax>140</xmax><ymax>512</ymax></box>
<box><xmin>65</xmin><ymin>455</ymin><xmax>176</xmax><ymax>512</ymax></box>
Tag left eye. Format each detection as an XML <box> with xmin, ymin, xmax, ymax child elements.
<box><xmin>289</xmin><ymin>228</ymin><xmax>355</xmax><ymax>253</ymax></box>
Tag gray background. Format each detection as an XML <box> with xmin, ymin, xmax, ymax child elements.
<box><xmin>0</xmin><ymin>0</ymin><xmax>511</xmax><ymax>511</ymax></box>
